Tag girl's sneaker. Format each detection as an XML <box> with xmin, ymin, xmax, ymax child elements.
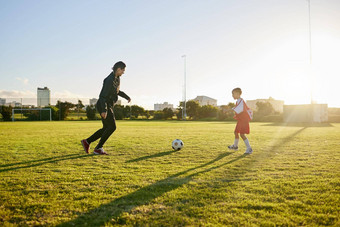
<box><xmin>244</xmin><ymin>148</ymin><xmax>253</xmax><ymax>154</ymax></box>
<box><xmin>228</xmin><ymin>145</ymin><xmax>238</xmax><ymax>151</ymax></box>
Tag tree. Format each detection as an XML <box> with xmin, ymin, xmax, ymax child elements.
<box><xmin>153</xmin><ymin>111</ymin><xmax>164</xmax><ymax>120</ymax></box>
<box><xmin>185</xmin><ymin>100</ymin><xmax>200</xmax><ymax>119</ymax></box>
<box><xmin>123</xmin><ymin>105</ymin><xmax>131</xmax><ymax>119</ymax></box>
<box><xmin>198</xmin><ymin>105</ymin><xmax>218</xmax><ymax>119</ymax></box>
<box><xmin>218</xmin><ymin>102</ymin><xmax>235</xmax><ymax>120</ymax></box>
<box><xmin>86</xmin><ymin>105</ymin><xmax>97</xmax><ymax>120</ymax></box>
<box><xmin>113</xmin><ymin>105</ymin><xmax>124</xmax><ymax>120</ymax></box>
<box><xmin>162</xmin><ymin>108</ymin><xmax>174</xmax><ymax>120</ymax></box>
<box><xmin>47</xmin><ymin>106</ymin><xmax>59</xmax><ymax>120</ymax></box>
<box><xmin>179</xmin><ymin>101</ymin><xmax>200</xmax><ymax>120</ymax></box>
<box><xmin>0</xmin><ymin>106</ymin><xmax>13</xmax><ymax>121</ymax></box>
<box><xmin>256</xmin><ymin>102</ymin><xmax>274</xmax><ymax>117</ymax></box>
<box><xmin>76</xmin><ymin>100</ymin><xmax>85</xmax><ymax>112</ymax></box>
<box><xmin>178</xmin><ymin>101</ymin><xmax>187</xmax><ymax>120</ymax></box>
<box><xmin>175</xmin><ymin>107</ymin><xmax>182</xmax><ymax>120</ymax></box>
<box><xmin>131</xmin><ymin>105</ymin><xmax>145</xmax><ymax>118</ymax></box>
<box><xmin>56</xmin><ymin>101</ymin><xmax>75</xmax><ymax>120</ymax></box>
<box><xmin>144</xmin><ymin>110</ymin><xmax>152</xmax><ymax>119</ymax></box>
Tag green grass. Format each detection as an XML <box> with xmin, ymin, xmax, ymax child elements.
<box><xmin>0</xmin><ymin>121</ymin><xmax>339</xmax><ymax>226</ymax></box>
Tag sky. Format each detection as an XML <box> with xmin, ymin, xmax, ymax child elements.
<box><xmin>1</xmin><ymin>0</ymin><xmax>340</xmax><ymax>109</ymax></box>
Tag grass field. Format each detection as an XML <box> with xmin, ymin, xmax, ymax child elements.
<box><xmin>0</xmin><ymin>121</ymin><xmax>339</xmax><ymax>226</ymax></box>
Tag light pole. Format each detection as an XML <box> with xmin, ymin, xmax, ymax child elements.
<box><xmin>182</xmin><ymin>55</ymin><xmax>187</xmax><ymax>120</ymax></box>
<box><xmin>307</xmin><ymin>0</ymin><xmax>313</xmax><ymax>104</ymax></box>
<box><xmin>307</xmin><ymin>0</ymin><xmax>312</xmax><ymax>65</ymax></box>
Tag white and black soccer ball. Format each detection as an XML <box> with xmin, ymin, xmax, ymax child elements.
<box><xmin>172</xmin><ymin>139</ymin><xmax>184</xmax><ymax>151</ymax></box>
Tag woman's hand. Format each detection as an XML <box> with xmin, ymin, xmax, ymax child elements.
<box><xmin>101</xmin><ymin>112</ymin><xmax>107</xmax><ymax>119</ymax></box>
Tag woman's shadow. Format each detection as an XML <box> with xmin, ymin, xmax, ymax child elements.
<box><xmin>0</xmin><ymin>153</ymin><xmax>93</xmax><ymax>173</ymax></box>
<box><xmin>58</xmin><ymin>151</ymin><xmax>244</xmax><ymax>226</ymax></box>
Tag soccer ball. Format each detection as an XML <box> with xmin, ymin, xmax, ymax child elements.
<box><xmin>172</xmin><ymin>139</ymin><xmax>184</xmax><ymax>151</ymax></box>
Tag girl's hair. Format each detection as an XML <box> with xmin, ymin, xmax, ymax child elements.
<box><xmin>112</xmin><ymin>61</ymin><xmax>126</xmax><ymax>72</ymax></box>
<box><xmin>232</xmin><ymin>87</ymin><xmax>242</xmax><ymax>95</ymax></box>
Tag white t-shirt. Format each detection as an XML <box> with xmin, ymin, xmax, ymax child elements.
<box><xmin>233</xmin><ymin>98</ymin><xmax>244</xmax><ymax>114</ymax></box>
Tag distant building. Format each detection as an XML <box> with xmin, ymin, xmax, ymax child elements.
<box><xmin>89</xmin><ymin>98</ymin><xmax>98</xmax><ymax>106</ymax></box>
<box><xmin>22</xmin><ymin>105</ymin><xmax>35</xmax><ymax>108</ymax></box>
<box><xmin>191</xmin><ymin>96</ymin><xmax>217</xmax><ymax>106</ymax></box>
<box><xmin>154</xmin><ymin>102</ymin><xmax>174</xmax><ymax>111</ymax></box>
<box><xmin>5</xmin><ymin>101</ymin><xmax>21</xmax><ymax>107</ymax></box>
<box><xmin>0</xmin><ymin>98</ymin><xmax>6</xmax><ymax>105</ymax></box>
<box><xmin>283</xmin><ymin>104</ymin><xmax>328</xmax><ymax>123</ymax></box>
<box><xmin>247</xmin><ymin>97</ymin><xmax>284</xmax><ymax>113</ymax></box>
<box><xmin>37</xmin><ymin>87</ymin><xmax>50</xmax><ymax>107</ymax></box>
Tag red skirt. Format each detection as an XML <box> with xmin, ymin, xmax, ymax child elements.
<box><xmin>235</xmin><ymin>120</ymin><xmax>250</xmax><ymax>134</ymax></box>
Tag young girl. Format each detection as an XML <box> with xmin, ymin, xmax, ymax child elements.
<box><xmin>228</xmin><ymin>87</ymin><xmax>253</xmax><ymax>154</ymax></box>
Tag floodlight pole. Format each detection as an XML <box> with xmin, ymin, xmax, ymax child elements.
<box><xmin>307</xmin><ymin>0</ymin><xmax>312</xmax><ymax>65</ymax></box>
<box><xmin>307</xmin><ymin>0</ymin><xmax>313</xmax><ymax>104</ymax></box>
<box><xmin>182</xmin><ymin>55</ymin><xmax>187</xmax><ymax>120</ymax></box>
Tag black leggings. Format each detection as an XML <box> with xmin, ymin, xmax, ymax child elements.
<box><xmin>86</xmin><ymin>108</ymin><xmax>116</xmax><ymax>149</ymax></box>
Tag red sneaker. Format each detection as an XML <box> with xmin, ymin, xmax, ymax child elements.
<box><xmin>81</xmin><ymin>139</ymin><xmax>90</xmax><ymax>154</ymax></box>
<box><xmin>93</xmin><ymin>148</ymin><xmax>108</xmax><ymax>155</ymax></box>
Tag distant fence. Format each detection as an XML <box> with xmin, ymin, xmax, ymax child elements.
<box><xmin>0</xmin><ymin>97</ymin><xmax>130</xmax><ymax>108</ymax></box>
<box><xmin>0</xmin><ymin>98</ymin><xmax>94</xmax><ymax>107</ymax></box>
<box><xmin>0</xmin><ymin>97</ymin><xmax>125</xmax><ymax>121</ymax></box>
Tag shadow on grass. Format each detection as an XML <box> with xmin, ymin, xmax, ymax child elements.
<box><xmin>58</xmin><ymin>127</ymin><xmax>309</xmax><ymax>226</ymax></box>
<box><xmin>0</xmin><ymin>154</ymin><xmax>81</xmax><ymax>168</ymax></box>
<box><xmin>261</xmin><ymin>122</ymin><xmax>334</xmax><ymax>127</ymax></box>
<box><xmin>270</xmin><ymin>127</ymin><xmax>307</xmax><ymax>148</ymax></box>
<box><xmin>238</xmin><ymin>126</ymin><xmax>309</xmax><ymax>178</ymax></box>
<box><xmin>0</xmin><ymin>153</ymin><xmax>94</xmax><ymax>172</ymax></box>
<box><xmin>126</xmin><ymin>150</ymin><xmax>177</xmax><ymax>163</ymax></box>
<box><xmin>58</xmin><ymin>152</ymin><xmax>243</xmax><ymax>226</ymax></box>
<box><xmin>251</xmin><ymin>127</ymin><xmax>307</xmax><ymax>160</ymax></box>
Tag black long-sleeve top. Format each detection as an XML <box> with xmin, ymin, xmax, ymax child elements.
<box><xmin>96</xmin><ymin>71</ymin><xmax>130</xmax><ymax>113</ymax></box>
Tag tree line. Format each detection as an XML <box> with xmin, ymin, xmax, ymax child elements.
<box><xmin>1</xmin><ymin>100</ymin><xmax>278</xmax><ymax>121</ymax></box>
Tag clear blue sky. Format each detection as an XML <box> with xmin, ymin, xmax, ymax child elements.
<box><xmin>1</xmin><ymin>0</ymin><xmax>339</xmax><ymax>109</ymax></box>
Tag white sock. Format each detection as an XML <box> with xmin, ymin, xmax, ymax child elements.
<box><xmin>233</xmin><ymin>138</ymin><xmax>239</xmax><ymax>147</ymax></box>
<box><xmin>244</xmin><ymin>139</ymin><xmax>251</xmax><ymax>149</ymax></box>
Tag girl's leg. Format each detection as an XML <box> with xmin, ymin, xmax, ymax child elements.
<box><xmin>240</xmin><ymin>134</ymin><xmax>247</xmax><ymax>140</ymax></box>
<box><xmin>233</xmin><ymin>132</ymin><xmax>239</xmax><ymax>147</ymax></box>
<box><xmin>240</xmin><ymin>134</ymin><xmax>251</xmax><ymax>149</ymax></box>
